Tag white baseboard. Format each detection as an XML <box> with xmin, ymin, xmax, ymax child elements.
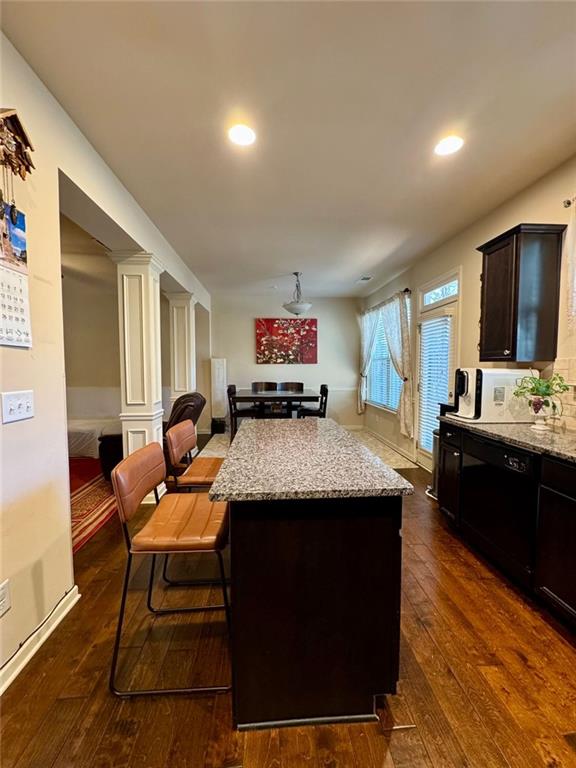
<box><xmin>363</xmin><ymin>427</ymin><xmax>418</xmax><ymax>464</ymax></box>
<box><xmin>0</xmin><ymin>585</ymin><xmax>81</xmax><ymax>695</ymax></box>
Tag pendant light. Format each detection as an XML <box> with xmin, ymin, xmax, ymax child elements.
<box><xmin>283</xmin><ymin>271</ymin><xmax>312</xmax><ymax>316</ymax></box>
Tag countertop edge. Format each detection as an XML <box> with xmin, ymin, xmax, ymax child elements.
<box><xmin>209</xmin><ymin>485</ymin><xmax>415</xmax><ymax>503</ymax></box>
<box><xmin>439</xmin><ymin>415</ymin><xmax>576</xmax><ymax>464</ymax></box>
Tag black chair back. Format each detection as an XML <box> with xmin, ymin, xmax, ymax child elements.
<box><xmin>318</xmin><ymin>385</ymin><xmax>328</xmax><ymax>417</ymax></box>
<box><xmin>164</xmin><ymin>392</ymin><xmax>206</xmax><ymax>433</ymax></box>
<box><xmin>278</xmin><ymin>382</ymin><xmax>304</xmax><ymax>392</ymax></box>
<box><xmin>251</xmin><ymin>382</ymin><xmax>277</xmax><ymax>393</ymax></box>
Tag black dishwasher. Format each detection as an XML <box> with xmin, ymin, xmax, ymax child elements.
<box><xmin>460</xmin><ymin>433</ymin><xmax>538</xmax><ymax>588</ymax></box>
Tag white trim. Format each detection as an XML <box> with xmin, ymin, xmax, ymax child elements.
<box><xmin>364</xmin><ymin>427</ymin><xmax>417</xmax><ymax>463</ymax></box>
<box><xmin>0</xmin><ymin>586</ymin><xmax>81</xmax><ymax>695</ymax></box>
<box><xmin>365</xmin><ymin>400</ymin><xmax>398</xmax><ymax>415</ymax></box>
<box><xmin>418</xmin><ymin>267</ymin><xmax>462</xmax><ymax>314</ymax></box>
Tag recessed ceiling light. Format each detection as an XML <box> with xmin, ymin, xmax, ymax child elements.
<box><xmin>228</xmin><ymin>124</ymin><xmax>256</xmax><ymax>146</ymax></box>
<box><xmin>434</xmin><ymin>135</ymin><xmax>464</xmax><ymax>156</ymax></box>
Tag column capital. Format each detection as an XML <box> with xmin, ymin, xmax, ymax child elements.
<box><xmin>109</xmin><ymin>250</ymin><xmax>164</xmax><ymax>274</ymax></box>
<box><xmin>164</xmin><ymin>290</ymin><xmax>196</xmax><ymax>306</ymax></box>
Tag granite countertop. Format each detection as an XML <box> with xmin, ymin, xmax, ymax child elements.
<box><xmin>440</xmin><ymin>415</ymin><xmax>576</xmax><ymax>464</ymax></box>
<box><xmin>209</xmin><ymin>418</ymin><xmax>414</xmax><ymax>502</ymax></box>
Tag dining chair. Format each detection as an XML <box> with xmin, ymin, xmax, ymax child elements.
<box><xmin>278</xmin><ymin>382</ymin><xmax>304</xmax><ymax>414</ymax></box>
<box><xmin>278</xmin><ymin>382</ymin><xmax>304</xmax><ymax>392</ymax></box>
<box><xmin>297</xmin><ymin>384</ymin><xmax>328</xmax><ymax>419</ymax></box>
<box><xmin>165</xmin><ymin>419</ymin><xmax>224</xmax><ymax>492</ymax></box>
<box><xmin>228</xmin><ymin>384</ymin><xmax>261</xmax><ymax>439</ymax></box>
<box><xmin>109</xmin><ymin>442</ymin><xmax>230</xmax><ymax>697</ymax></box>
<box><xmin>251</xmin><ymin>382</ymin><xmax>277</xmax><ymax>392</ymax></box>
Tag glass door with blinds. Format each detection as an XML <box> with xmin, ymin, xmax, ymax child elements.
<box><xmin>417</xmin><ymin>290</ymin><xmax>458</xmax><ymax>469</ymax></box>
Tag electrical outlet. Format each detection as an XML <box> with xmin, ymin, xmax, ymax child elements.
<box><xmin>1</xmin><ymin>390</ymin><xmax>34</xmax><ymax>424</ymax></box>
<box><xmin>0</xmin><ymin>580</ymin><xmax>11</xmax><ymax>618</ymax></box>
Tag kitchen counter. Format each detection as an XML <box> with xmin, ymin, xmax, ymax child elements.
<box><xmin>209</xmin><ymin>417</ymin><xmax>414</xmax><ymax>502</ymax></box>
<box><xmin>440</xmin><ymin>415</ymin><xmax>576</xmax><ymax>464</ymax></box>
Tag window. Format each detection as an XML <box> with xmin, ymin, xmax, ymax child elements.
<box><xmin>367</xmin><ymin>314</ymin><xmax>403</xmax><ymax>411</ymax></box>
<box><xmin>420</xmin><ymin>276</ymin><xmax>459</xmax><ymax>312</ymax></box>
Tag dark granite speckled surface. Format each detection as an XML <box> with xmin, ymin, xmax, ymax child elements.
<box><xmin>440</xmin><ymin>415</ymin><xmax>576</xmax><ymax>464</ymax></box>
<box><xmin>209</xmin><ymin>418</ymin><xmax>414</xmax><ymax>502</ymax></box>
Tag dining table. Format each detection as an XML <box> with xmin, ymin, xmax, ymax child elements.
<box><xmin>232</xmin><ymin>388</ymin><xmax>320</xmax><ymax>405</ymax></box>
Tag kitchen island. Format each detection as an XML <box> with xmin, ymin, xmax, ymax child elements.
<box><xmin>209</xmin><ymin>418</ymin><xmax>414</xmax><ymax>730</ymax></box>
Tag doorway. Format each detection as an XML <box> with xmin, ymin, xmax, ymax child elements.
<box><xmin>416</xmin><ymin>271</ymin><xmax>460</xmax><ymax>469</ymax></box>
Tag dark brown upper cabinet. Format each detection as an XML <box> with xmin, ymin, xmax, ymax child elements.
<box><xmin>477</xmin><ymin>223</ymin><xmax>566</xmax><ymax>362</ymax></box>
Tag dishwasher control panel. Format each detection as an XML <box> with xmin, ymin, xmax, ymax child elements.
<box><xmin>504</xmin><ymin>453</ymin><xmax>530</xmax><ymax>474</ymax></box>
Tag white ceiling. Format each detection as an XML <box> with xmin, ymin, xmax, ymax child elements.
<box><xmin>3</xmin><ymin>1</ymin><xmax>576</xmax><ymax>297</ymax></box>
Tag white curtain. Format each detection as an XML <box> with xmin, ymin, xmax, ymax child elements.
<box><xmin>381</xmin><ymin>292</ymin><xmax>414</xmax><ymax>438</ymax></box>
<box><xmin>357</xmin><ymin>309</ymin><xmax>379</xmax><ymax>414</ymax></box>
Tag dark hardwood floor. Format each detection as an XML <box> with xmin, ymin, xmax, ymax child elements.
<box><xmin>2</xmin><ymin>468</ymin><xmax>575</xmax><ymax>767</ymax></box>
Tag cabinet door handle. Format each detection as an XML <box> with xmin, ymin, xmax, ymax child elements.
<box><xmin>453</xmin><ymin>451</ymin><xmax>460</xmax><ymax>457</ymax></box>
<box><xmin>503</xmin><ymin>349</ymin><xmax>511</xmax><ymax>356</ymax></box>
<box><xmin>446</xmin><ymin>432</ymin><xmax>453</xmax><ymax>438</ymax></box>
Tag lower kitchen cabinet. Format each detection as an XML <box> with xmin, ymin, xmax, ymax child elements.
<box><xmin>438</xmin><ymin>443</ymin><xmax>461</xmax><ymax>524</ymax></box>
<box><xmin>437</xmin><ymin>425</ymin><xmax>576</xmax><ymax>628</ymax></box>
<box><xmin>438</xmin><ymin>423</ymin><xmax>462</xmax><ymax>525</ymax></box>
<box><xmin>535</xmin><ymin>459</ymin><xmax>576</xmax><ymax>625</ymax></box>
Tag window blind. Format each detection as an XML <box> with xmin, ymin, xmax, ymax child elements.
<box><xmin>418</xmin><ymin>314</ymin><xmax>453</xmax><ymax>453</ymax></box>
<box><xmin>367</xmin><ymin>314</ymin><xmax>403</xmax><ymax>411</ymax></box>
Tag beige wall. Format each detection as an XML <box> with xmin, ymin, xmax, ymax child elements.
<box><xmin>364</xmin><ymin>154</ymin><xmax>576</xmax><ymax>456</ymax></box>
<box><xmin>211</xmin><ymin>295</ymin><xmax>362</xmax><ymax>427</ymax></box>
<box><xmin>61</xmin><ymin>226</ymin><xmax>122</xmax><ymax>418</ymax></box>
<box><xmin>0</xmin><ymin>35</ymin><xmax>210</xmax><ymax>676</ymax></box>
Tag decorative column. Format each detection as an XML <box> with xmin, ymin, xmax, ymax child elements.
<box><xmin>111</xmin><ymin>252</ymin><xmax>164</xmax><ymax>456</ymax></box>
<box><xmin>164</xmin><ymin>291</ymin><xmax>196</xmax><ymax>405</ymax></box>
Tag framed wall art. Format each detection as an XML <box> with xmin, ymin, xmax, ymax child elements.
<box><xmin>255</xmin><ymin>317</ymin><xmax>317</xmax><ymax>364</ymax></box>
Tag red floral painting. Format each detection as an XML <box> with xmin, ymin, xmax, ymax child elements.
<box><xmin>255</xmin><ymin>318</ymin><xmax>318</xmax><ymax>364</ymax></box>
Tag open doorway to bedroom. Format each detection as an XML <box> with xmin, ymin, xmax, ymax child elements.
<box><xmin>60</xmin><ymin>214</ymin><xmax>121</xmax><ymax>555</ymax></box>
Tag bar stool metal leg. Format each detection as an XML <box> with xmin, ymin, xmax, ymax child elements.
<box><xmin>146</xmin><ymin>553</ymin><xmax>227</xmax><ymax>615</ymax></box>
<box><xmin>110</xmin><ymin>551</ymin><xmax>231</xmax><ymax>698</ymax></box>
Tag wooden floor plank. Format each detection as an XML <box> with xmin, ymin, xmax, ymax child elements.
<box><xmin>1</xmin><ymin>467</ymin><xmax>575</xmax><ymax>768</ymax></box>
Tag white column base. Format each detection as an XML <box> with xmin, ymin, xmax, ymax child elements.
<box><xmin>120</xmin><ymin>409</ymin><xmax>164</xmax><ymax>456</ymax></box>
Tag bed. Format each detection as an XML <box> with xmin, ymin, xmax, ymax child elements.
<box><xmin>67</xmin><ymin>418</ymin><xmax>122</xmax><ymax>459</ymax></box>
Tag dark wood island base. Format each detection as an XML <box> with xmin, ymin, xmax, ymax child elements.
<box><xmin>209</xmin><ymin>418</ymin><xmax>413</xmax><ymax>730</ymax></box>
<box><xmin>230</xmin><ymin>494</ymin><xmax>402</xmax><ymax>729</ymax></box>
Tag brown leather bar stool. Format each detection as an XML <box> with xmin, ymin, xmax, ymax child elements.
<box><xmin>163</xmin><ymin>419</ymin><xmax>226</xmax><ymax>588</ymax></box>
<box><xmin>165</xmin><ymin>419</ymin><xmax>224</xmax><ymax>492</ymax></box>
<box><xmin>109</xmin><ymin>442</ymin><xmax>230</xmax><ymax>697</ymax></box>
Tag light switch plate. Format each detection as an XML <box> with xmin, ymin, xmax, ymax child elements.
<box><xmin>1</xmin><ymin>390</ymin><xmax>34</xmax><ymax>424</ymax></box>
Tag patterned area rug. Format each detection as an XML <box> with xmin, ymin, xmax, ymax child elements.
<box><xmin>199</xmin><ymin>428</ymin><xmax>417</xmax><ymax>469</ymax></box>
<box><xmin>69</xmin><ymin>458</ymin><xmax>117</xmax><ymax>553</ymax></box>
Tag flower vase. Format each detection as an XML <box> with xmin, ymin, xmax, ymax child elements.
<box><xmin>531</xmin><ymin>411</ymin><xmax>550</xmax><ymax>432</ymax></box>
